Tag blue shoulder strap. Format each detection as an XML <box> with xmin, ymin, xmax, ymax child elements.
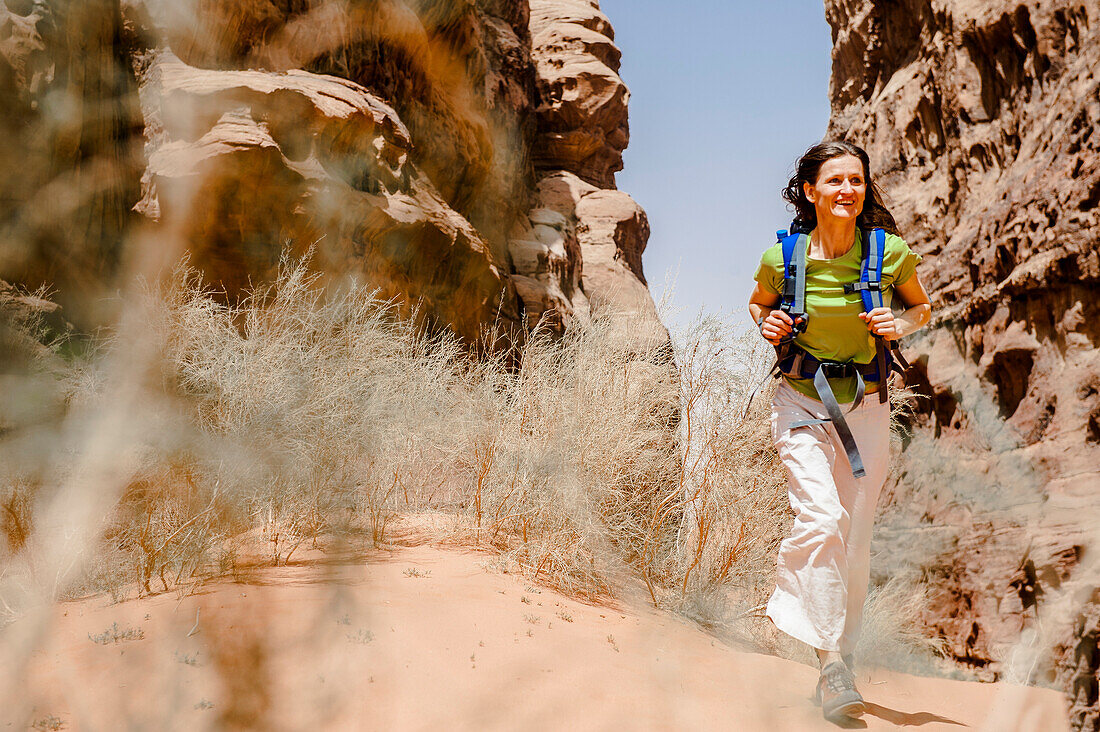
<box><xmin>849</xmin><ymin>228</ymin><xmax>885</xmax><ymax>312</ymax></box>
<box><xmin>779</xmin><ymin>231</ymin><xmax>807</xmax><ymax>315</ymax></box>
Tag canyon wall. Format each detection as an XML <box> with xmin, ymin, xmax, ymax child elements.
<box><xmin>0</xmin><ymin>0</ymin><xmax>663</xmax><ymax>346</ymax></box>
<box><xmin>825</xmin><ymin>0</ymin><xmax>1099</xmax><ymax>725</ymax></box>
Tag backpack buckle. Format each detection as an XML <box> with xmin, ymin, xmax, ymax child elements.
<box><xmin>843</xmin><ymin>281</ymin><xmax>882</xmax><ymax>294</ymax></box>
<box><xmin>819</xmin><ymin>361</ymin><xmax>854</xmax><ymax>379</ymax></box>
<box><xmin>780</xmin><ymin>306</ymin><xmax>808</xmax><ymax>334</ymax></box>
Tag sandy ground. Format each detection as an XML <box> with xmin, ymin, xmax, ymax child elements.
<box><xmin>2</xmin><ymin>544</ymin><xmax>1068</xmax><ymax>731</ymax></box>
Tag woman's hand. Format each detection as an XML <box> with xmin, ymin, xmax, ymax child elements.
<box><xmin>858</xmin><ymin>307</ymin><xmax>902</xmax><ymax>339</ymax></box>
<box><xmin>759</xmin><ymin>310</ymin><xmax>796</xmax><ymax>345</ymax></box>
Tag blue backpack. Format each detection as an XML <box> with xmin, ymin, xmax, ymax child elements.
<box><xmin>768</xmin><ymin>225</ymin><xmax>910</xmax><ymax>478</ymax></box>
<box><xmin>777</xmin><ymin>226</ymin><xmax>887</xmax><ymax>324</ymax></box>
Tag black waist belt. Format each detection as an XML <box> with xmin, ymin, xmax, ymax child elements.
<box><xmin>745</xmin><ymin>340</ymin><xmax>908</xmax><ymax>480</ymax></box>
<box><xmin>777</xmin><ymin>349</ymin><xmax>887</xmax><ymax>383</ymax></box>
<box><xmin>776</xmin><ymin>345</ymin><xmax>889</xmax><ymax>480</ymax></box>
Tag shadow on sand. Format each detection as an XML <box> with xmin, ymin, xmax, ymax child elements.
<box><xmin>831</xmin><ymin>701</ymin><xmax>966</xmax><ymax>728</ymax></box>
<box><xmin>811</xmin><ymin>695</ymin><xmax>968</xmax><ymax>729</ymax></box>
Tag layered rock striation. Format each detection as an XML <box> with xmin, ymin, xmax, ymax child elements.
<box><xmin>825</xmin><ymin>0</ymin><xmax>1099</xmax><ymax>724</ymax></box>
<box><xmin>0</xmin><ymin>0</ymin><xmax>663</xmax><ymax>347</ymax></box>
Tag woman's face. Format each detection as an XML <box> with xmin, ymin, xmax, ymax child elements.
<box><xmin>803</xmin><ymin>154</ymin><xmax>866</xmax><ymax>224</ymax></box>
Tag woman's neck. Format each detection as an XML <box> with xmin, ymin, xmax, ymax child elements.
<box><xmin>810</xmin><ymin>218</ymin><xmax>858</xmax><ymax>259</ymax></box>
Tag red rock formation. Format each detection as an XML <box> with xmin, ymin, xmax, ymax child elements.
<box><xmin>515</xmin><ymin>0</ymin><xmax>663</xmax><ymax>346</ymax></box>
<box><xmin>0</xmin><ymin>0</ymin><xmax>664</xmax><ymax>346</ymax></box>
<box><xmin>124</xmin><ymin>0</ymin><xmax>537</xmax><ymax>342</ymax></box>
<box><xmin>528</xmin><ymin>0</ymin><xmax>627</xmax><ymax>188</ymax></box>
<box><xmin>825</xmin><ymin>0</ymin><xmax>1099</xmax><ymax>725</ymax></box>
<box><xmin>134</xmin><ymin>48</ymin><xmax>520</xmax><ymax>342</ymax></box>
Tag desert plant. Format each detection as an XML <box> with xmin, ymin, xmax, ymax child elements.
<box><xmin>88</xmin><ymin>622</ymin><xmax>144</xmax><ymax>645</ymax></box>
<box><xmin>658</xmin><ymin>314</ymin><xmax>790</xmax><ymax>616</ymax></box>
<box><xmin>453</xmin><ymin>313</ymin><xmax>683</xmax><ymax>599</ymax></box>
<box><xmin>30</xmin><ymin>714</ymin><xmax>65</xmax><ymax>731</ymax></box>
<box><xmin>0</xmin><ymin>250</ymin><xmax>931</xmax><ymax>673</ymax></box>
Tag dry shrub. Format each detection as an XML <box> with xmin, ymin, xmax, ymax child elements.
<box><xmin>456</xmin><ymin>316</ymin><xmax>682</xmax><ymax>599</ymax></box>
<box><xmin>106</xmin><ymin>465</ymin><xmax>223</xmax><ymax>594</ymax></box>
<box><xmin>857</xmin><ymin>568</ymin><xmax>949</xmax><ymax>673</ymax></box>
<box><xmin>0</xmin><ymin>253</ymin><xmax>933</xmax><ymax>673</ymax></box>
<box><xmin>135</xmin><ymin>257</ymin><xmax>690</xmax><ymax>600</ymax></box>
<box><xmin>136</xmin><ymin>258</ymin><xmax>478</xmax><ymax>567</ymax></box>
<box><xmin>0</xmin><ymin>256</ymin><xmax>472</xmax><ymax>604</ymax></box>
<box><xmin>658</xmin><ymin>315</ymin><xmax>790</xmax><ymax>627</ymax></box>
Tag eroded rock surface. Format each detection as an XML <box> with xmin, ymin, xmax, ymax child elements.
<box><xmin>135</xmin><ymin>49</ymin><xmax>520</xmax><ymax>342</ymax></box>
<box><xmin>528</xmin><ymin>0</ymin><xmax>627</xmax><ymax>188</ymax></box>
<box><xmin>0</xmin><ymin>0</ymin><xmax>664</xmax><ymax>348</ymax></box>
<box><xmin>515</xmin><ymin>0</ymin><xmax>663</xmax><ymax>347</ymax></box>
<box><xmin>825</xmin><ymin>0</ymin><xmax>1100</xmax><ymax>723</ymax></box>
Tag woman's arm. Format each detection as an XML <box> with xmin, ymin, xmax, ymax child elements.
<box><xmin>858</xmin><ymin>273</ymin><xmax>932</xmax><ymax>340</ymax></box>
<box><xmin>748</xmin><ymin>282</ymin><xmax>796</xmax><ymax>345</ymax></box>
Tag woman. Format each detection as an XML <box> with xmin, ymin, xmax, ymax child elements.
<box><xmin>747</xmin><ymin>141</ymin><xmax>932</xmax><ymax>723</ymax></box>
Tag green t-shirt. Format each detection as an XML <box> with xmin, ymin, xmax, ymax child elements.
<box><xmin>754</xmin><ymin>229</ymin><xmax>922</xmax><ymax>403</ymax></box>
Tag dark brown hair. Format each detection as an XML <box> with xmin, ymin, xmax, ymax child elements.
<box><xmin>782</xmin><ymin>140</ymin><xmax>899</xmax><ymax>235</ymax></box>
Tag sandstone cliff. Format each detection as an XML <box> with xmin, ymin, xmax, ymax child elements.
<box><xmin>0</xmin><ymin>0</ymin><xmax>663</xmax><ymax>346</ymax></box>
<box><xmin>519</xmin><ymin>0</ymin><xmax>662</xmax><ymax>341</ymax></box>
<box><xmin>0</xmin><ymin>0</ymin><xmax>143</xmax><ymax>328</ymax></box>
<box><xmin>825</xmin><ymin>0</ymin><xmax>1099</xmax><ymax>725</ymax></box>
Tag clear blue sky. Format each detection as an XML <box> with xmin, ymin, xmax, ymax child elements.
<box><xmin>600</xmin><ymin>0</ymin><xmax>833</xmax><ymax>327</ymax></box>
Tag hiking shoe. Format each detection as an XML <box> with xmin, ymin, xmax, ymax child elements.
<box><xmin>816</xmin><ymin>661</ymin><xmax>866</xmax><ymax>722</ymax></box>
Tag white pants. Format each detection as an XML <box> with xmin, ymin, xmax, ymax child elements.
<box><xmin>765</xmin><ymin>380</ymin><xmax>891</xmax><ymax>655</ymax></box>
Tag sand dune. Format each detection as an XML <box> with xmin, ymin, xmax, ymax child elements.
<box><xmin>4</xmin><ymin>544</ymin><xmax>1067</xmax><ymax>730</ymax></box>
